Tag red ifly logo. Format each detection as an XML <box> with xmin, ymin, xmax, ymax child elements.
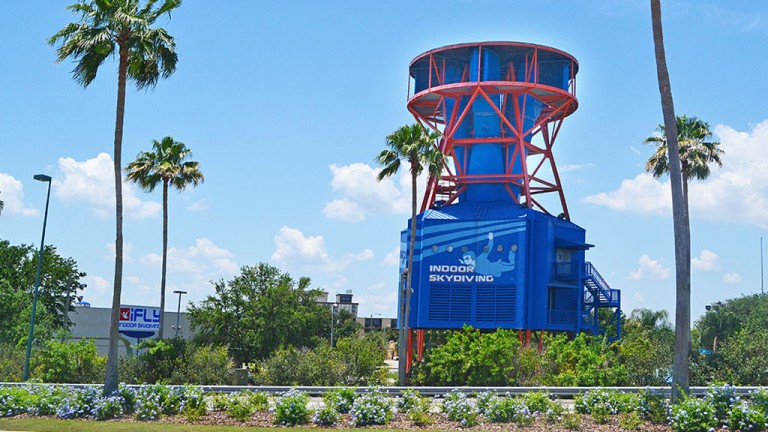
<box><xmin>119</xmin><ymin>307</ymin><xmax>130</xmax><ymax>321</ymax></box>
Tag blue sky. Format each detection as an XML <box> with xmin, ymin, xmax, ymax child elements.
<box><xmin>1</xmin><ymin>1</ymin><xmax>767</xmax><ymax>322</ymax></box>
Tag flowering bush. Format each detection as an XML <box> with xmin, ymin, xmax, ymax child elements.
<box><xmin>273</xmin><ymin>389</ymin><xmax>311</xmax><ymax>425</ymax></box>
<box><xmin>574</xmin><ymin>388</ymin><xmax>637</xmax><ymax>415</ymax></box>
<box><xmin>484</xmin><ymin>395</ymin><xmax>533</xmax><ymax>425</ymax></box>
<box><xmin>225</xmin><ymin>395</ymin><xmax>256</xmax><ymax>422</ymax></box>
<box><xmin>25</xmin><ymin>384</ymin><xmax>64</xmax><ymax>416</ymax></box>
<box><xmin>520</xmin><ymin>390</ymin><xmax>556</xmax><ymax>415</ymax></box>
<box><xmin>56</xmin><ymin>386</ymin><xmax>100</xmax><ymax>419</ymax></box>
<box><xmin>323</xmin><ymin>387</ymin><xmax>356</xmax><ymax>413</ymax></box>
<box><xmin>313</xmin><ymin>405</ymin><xmax>339</xmax><ymax>426</ymax></box>
<box><xmin>752</xmin><ymin>388</ymin><xmax>768</xmax><ymax>416</ymax></box>
<box><xmin>350</xmin><ymin>388</ymin><xmax>394</xmax><ymax>426</ymax></box>
<box><xmin>441</xmin><ymin>389</ymin><xmax>478</xmax><ymax>427</ymax></box>
<box><xmin>112</xmin><ymin>384</ymin><xmax>136</xmax><ymax>414</ymax></box>
<box><xmin>92</xmin><ymin>395</ymin><xmax>124</xmax><ymax>420</ymax></box>
<box><xmin>475</xmin><ymin>391</ymin><xmax>495</xmax><ymax>415</ymax></box>
<box><xmin>706</xmin><ymin>383</ymin><xmax>739</xmax><ymax>425</ymax></box>
<box><xmin>0</xmin><ymin>386</ymin><xmax>30</xmax><ymax>417</ymax></box>
<box><xmin>179</xmin><ymin>386</ymin><xmax>206</xmax><ymax>421</ymax></box>
<box><xmin>668</xmin><ymin>396</ymin><xmax>717</xmax><ymax>432</ymax></box>
<box><xmin>398</xmin><ymin>389</ymin><xmax>429</xmax><ymax>414</ymax></box>
<box><xmin>134</xmin><ymin>386</ymin><xmax>163</xmax><ymax>420</ymax></box>
<box><xmin>728</xmin><ymin>400</ymin><xmax>766</xmax><ymax>432</ymax></box>
<box><xmin>637</xmin><ymin>388</ymin><xmax>669</xmax><ymax>424</ymax></box>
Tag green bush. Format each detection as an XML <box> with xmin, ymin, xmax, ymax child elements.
<box><xmin>619</xmin><ymin>411</ymin><xmax>643</xmax><ymax>430</ymax></box>
<box><xmin>705</xmin><ymin>383</ymin><xmax>738</xmax><ymax>425</ymax></box>
<box><xmin>349</xmin><ymin>388</ymin><xmax>394</xmax><ymax>426</ymax></box>
<box><xmin>0</xmin><ymin>344</ymin><xmax>24</xmax><ymax>382</ymax></box>
<box><xmin>561</xmin><ymin>412</ymin><xmax>582</xmax><ymax>430</ymax></box>
<box><xmin>323</xmin><ymin>387</ymin><xmax>356</xmax><ymax>413</ymax></box>
<box><xmin>637</xmin><ymin>389</ymin><xmax>669</xmax><ymax>424</ymax></box>
<box><xmin>669</xmin><ymin>396</ymin><xmax>717</xmax><ymax>432</ymax></box>
<box><xmin>575</xmin><ymin>389</ymin><xmax>637</xmax><ymax>415</ymax></box>
<box><xmin>273</xmin><ymin>389</ymin><xmax>311</xmax><ymax>425</ymax></box>
<box><xmin>398</xmin><ymin>389</ymin><xmax>427</xmax><ymax>414</ymax></box>
<box><xmin>0</xmin><ymin>386</ymin><xmax>30</xmax><ymax>417</ymax></box>
<box><xmin>752</xmin><ymin>388</ymin><xmax>768</xmax><ymax>415</ymax></box>
<box><xmin>484</xmin><ymin>395</ymin><xmax>532</xmax><ymax>425</ymax></box>
<box><xmin>728</xmin><ymin>401</ymin><xmax>766</xmax><ymax>432</ymax></box>
<box><xmin>224</xmin><ymin>395</ymin><xmax>255</xmax><ymax>422</ymax></box>
<box><xmin>313</xmin><ymin>405</ymin><xmax>338</xmax><ymax>426</ymax></box>
<box><xmin>32</xmin><ymin>339</ymin><xmax>106</xmax><ymax>383</ymax></box>
<box><xmin>520</xmin><ymin>390</ymin><xmax>555</xmax><ymax>415</ymax></box>
<box><xmin>441</xmin><ymin>390</ymin><xmax>478</xmax><ymax>427</ymax></box>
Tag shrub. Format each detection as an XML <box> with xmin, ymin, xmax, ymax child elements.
<box><xmin>211</xmin><ymin>393</ymin><xmax>229</xmax><ymax>412</ymax></box>
<box><xmin>407</xmin><ymin>408</ymin><xmax>434</xmax><ymax>426</ymax></box>
<box><xmin>323</xmin><ymin>387</ymin><xmax>356</xmax><ymax>413</ymax></box>
<box><xmin>0</xmin><ymin>344</ymin><xmax>24</xmax><ymax>383</ymax></box>
<box><xmin>112</xmin><ymin>384</ymin><xmax>137</xmax><ymax>414</ymax></box>
<box><xmin>484</xmin><ymin>395</ymin><xmax>533</xmax><ymax>426</ymax></box>
<box><xmin>176</xmin><ymin>345</ymin><xmax>234</xmax><ymax>385</ymax></box>
<box><xmin>752</xmin><ymin>388</ymin><xmax>768</xmax><ymax>415</ymax></box>
<box><xmin>669</xmin><ymin>396</ymin><xmax>717</xmax><ymax>432</ymax></box>
<box><xmin>706</xmin><ymin>383</ymin><xmax>739</xmax><ymax>425</ymax></box>
<box><xmin>398</xmin><ymin>389</ymin><xmax>428</xmax><ymax>414</ymax></box>
<box><xmin>0</xmin><ymin>386</ymin><xmax>30</xmax><ymax>417</ymax></box>
<box><xmin>225</xmin><ymin>395</ymin><xmax>255</xmax><ymax>422</ymax></box>
<box><xmin>545</xmin><ymin>401</ymin><xmax>565</xmax><ymax>423</ymax></box>
<box><xmin>591</xmin><ymin>401</ymin><xmax>612</xmax><ymax>424</ymax></box>
<box><xmin>561</xmin><ymin>412</ymin><xmax>582</xmax><ymax>430</ymax></box>
<box><xmin>32</xmin><ymin>339</ymin><xmax>106</xmax><ymax>384</ymax></box>
<box><xmin>520</xmin><ymin>390</ymin><xmax>556</xmax><ymax>415</ymax></box>
<box><xmin>180</xmin><ymin>385</ymin><xmax>206</xmax><ymax>421</ymax></box>
<box><xmin>350</xmin><ymin>388</ymin><xmax>394</xmax><ymax>426</ymax></box>
<box><xmin>56</xmin><ymin>386</ymin><xmax>101</xmax><ymax>419</ymax></box>
<box><xmin>475</xmin><ymin>391</ymin><xmax>495</xmax><ymax>415</ymax></box>
<box><xmin>728</xmin><ymin>401</ymin><xmax>766</xmax><ymax>432</ymax></box>
<box><xmin>619</xmin><ymin>411</ymin><xmax>643</xmax><ymax>430</ymax></box>
<box><xmin>92</xmin><ymin>395</ymin><xmax>124</xmax><ymax>420</ymax></box>
<box><xmin>133</xmin><ymin>385</ymin><xmax>164</xmax><ymax>420</ymax></box>
<box><xmin>441</xmin><ymin>390</ymin><xmax>478</xmax><ymax>427</ymax></box>
<box><xmin>25</xmin><ymin>384</ymin><xmax>65</xmax><ymax>416</ymax></box>
<box><xmin>313</xmin><ymin>405</ymin><xmax>338</xmax><ymax>426</ymax></box>
<box><xmin>637</xmin><ymin>388</ymin><xmax>669</xmax><ymax>424</ymax></box>
<box><xmin>574</xmin><ymin>389</ymin><xmax>636</xmax><ymax>415</ymax></box>
<box><xmin>245</xmin><ymin>391</ymin><xmax>269</xmax><ymax>411</ymax></box>
<box><xmin>273</xmin><ymin>389</ymin><xmax>311</xmax><ymax>425</ymax></box>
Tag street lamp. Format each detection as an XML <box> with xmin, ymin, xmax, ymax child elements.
<box><xmin>172</xmin><ymin>290</ymin><xmax>187</xmax><ymax>338</ymax></box>
<box><xmin>330</xmin><ymin>304</ymin><xmax>339</xmax><ymax>347</ymax></box>
<box><xmin>23</xmin><ymin>174</ymin><xmax>52</xmax><ymax>381</ymax></box>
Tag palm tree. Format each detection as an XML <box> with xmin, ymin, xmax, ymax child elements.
<box><xmin>126</xmin><ymin>137</ymin><xmax>203</xmax><ymax>339</ymax></box>
<box><xmin>644</xmin><ymin>115</ymin><xmax>723</xmax><ymax>217</ymax></box>
<box><xmin>50</xmin><ymin>0</ymin><xmax>181</xmax><ymax>395</ymax></box>
<box><xmin>375</xmin><ymin>123</ymin><xmax>444</xmax><ymax>385</ymax></box>
<box><xmin>650</xmin><ymin>0</ymin><xmax>691</xmax><ymax>402</ymax></box>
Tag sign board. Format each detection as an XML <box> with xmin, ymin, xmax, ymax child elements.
<box><xmin>118</xmin><ymin>305</ymin><xmax>161</xmax><ymax>332</ymax></box>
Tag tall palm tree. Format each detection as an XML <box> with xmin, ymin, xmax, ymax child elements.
<box><xmin>644</xmin><ymin>115</ymin><xmax>723</xmax><ymax>217</ymax></box>
<box><xmin>650</xmin><ymin>0</ymin><xmax>691</xmax><ymax>402</ymax></box>
<box><xmin>50</xmin><ymin>0</ymin><xmax>181</xmax><ymax>395</ymax></box>
<box><xmin>126</xmin><ymin>137</ymin><xmax>203</xmax><ymax>340</ymax></box>
<box><xmin>375</xmin><ymin>123</ymin><xmax>444</xmax><ymax>385</ymax></box>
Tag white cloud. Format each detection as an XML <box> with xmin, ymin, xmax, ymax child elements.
<box><xmin>271</xmin><ymin>225</ymin><xmax>374</xmax><ymax>276</ymax></box>
<box><xmin>723</xmin><ymin>273</ymin><xmax>742</xmax><ymax>284</ymax></box>
<box><xmin>0</xmin><ymin>173</ymin><xmax>39</xmax><ymax>217</ymax></box>
<box><xmin>383</xmin><ymin>247</ymin><xmax>401</xmax><ymax>266</ymax></box>
<box><xmin>355</xmin><ymin>283</ymin><xmax>398</xmax><ymax>316</ymax></box>
<box><xmin>85</xmin><ymin>275</ymin><xmax>110</xmax><ymax>295</ymax></box>
<box><xmin>692</xmin><ymin>249</ymin><xmax>720</xmax><ymax>272</ymax></box>
<box><xmin>141</xmin><ymin>237</ymin><xmax>238</xmax><ymax>275</ymax></box>
<box><xmin>585</xmin><ymin>120</ymin><xmax>768</xmax><ymax>228</ymax></box>
<box><xmin>187</xmin><ymin>199</ymin><xmax>209</xmax><ymax>213</ymax></box>
<box><xmin>323</xmin><ymin>163</ymin><xmax>417</xmax><ymax>222</ymax></box>
<box><xmin>54</xmin><ymin>153</ymin><xmax>161</xmax><ymax>219</ymax></box>
<box><xmin>583</xmin><ymin>172</ymin><xmax>671</xmax><ymax>214</ymax></box>
<box><xmin>629</xmin><ymin>254</ymin><xmax>671</xmax><ymax>281</ymax></box>
<box><xmin>559</xmin><ymin>163</ymin><xmax>594</xmax><ymax>173</ymax></box>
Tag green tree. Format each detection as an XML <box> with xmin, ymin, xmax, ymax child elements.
<box><xmin>644</xmin><ymin>115</ymin><xmax>723</xmax><ymax>217</ymax></box>
<box><xmin>188</xmin><ymin>263</ymin><xmax>328</xmax><ymax>364</ymax></box>
<box><xmin>650</xmin><ymin>0</ymin><xmax>691</xmax><ymax>401</ymax></box>
<box><xmin>620</xmin><ymin>308</ymin><xmax>674</xmax><ymax>386</ymax></box>
<box><xmin>50</xmin><ymin>0</ymin><xmax>181</xmax><ymax>395</ymax></box>
<box><xmin>375</xmin><ymin>123</ymin><xmax>444</xmax><ymax>384</ymax></box>
<box><xmin>126</xmin><ymin>137</ymin><xmax>204</xmax><ymax>339</ymax></box>
<box><xmin>0</xmin><ymin>240</ymin><xmax>86</xmax><ymax>345</ymax></box>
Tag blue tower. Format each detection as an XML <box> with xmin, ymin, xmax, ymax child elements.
<box><xmin>401</xmin><ymin>42</ymin><xmax>620</xmax><ymax>363</ymax></box>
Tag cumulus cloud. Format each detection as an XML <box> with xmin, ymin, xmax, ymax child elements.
<box><xmin>629</xmin><ymin>254</ymin><xmax>671</xmax><ymax>281</ymax></box>
<box><xmin>141</xmin><ymin>237</ymin><xmax>238</xmax><ymax>275</ymax></box>
<box><xmin>322</xmin><ymin>163</ymin><xmax>417</xmax><ymax>222</ymax></box>
<box><xmin>187</xmin><ymin>199</ymin><xmax>209</xmax><ymax>213</ymax></box>
<box><xmin>723</xmin><ymin>273</ymin><xmax>742</xmax><ymax>284</ymax></box>
<box><xmin>383</xmin><ymin>247</ymin><xmax>401</xmax><ymax>266</ymax></box>
<box><xmin>54</xmin><ymin>153</ymin><xmax>161</xmax><ymax>219</ymax></box>
<box><xmin>692</xmin><ymin>249</ymin><xmax>720</xmax><ymax>272</ymax></box>
<box><xmin>585</xmin><ymin>120</ymin><xmax>768</xmax><ymax>228</ymax></box>
<box><xmin>0</xmin><ymin>173</ymin><xmax>39</xmax><ymax>217</ymax></box>
<box><xmin>271</xmin><ymin>226</ymin><xmax>374</xmax><ymax>275</ymax></box>
<box><xmin>355</xmin><ymin>284</ymin><xmax>398</xmax><ymax>316</ymax></box>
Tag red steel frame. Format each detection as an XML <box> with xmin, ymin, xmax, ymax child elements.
<box><xmin>403</xmin><ymin>42</ymin><xmax>580</xmax><ymax>375</ymax></box>
<box><xmin>406</xmin><ymin>42</ymin><xmax>579</xmax><ymax>218</ymax></box>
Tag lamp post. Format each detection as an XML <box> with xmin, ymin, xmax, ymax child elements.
<box><xmin>330</xmin><ymin>304</ymin><xmax>338</xmax><ymax>347</ymax></box>
<box><xmin>23</xmin><ymin>174</ymin><xmax>52</xmax><ymax>381</ymax></box>
<box><xmin>172</xmin><ymin>290</ymin><xmax>187</xmax><ymax>338</ymax></box>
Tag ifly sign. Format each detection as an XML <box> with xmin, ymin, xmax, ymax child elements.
<box><xmin>118</xmin><ymin>305</ymin><xmax>161</xmax><ymax>331</ymax></box>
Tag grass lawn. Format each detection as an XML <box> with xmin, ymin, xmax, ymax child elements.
<box><xmin>0</xmin><ymin>419</ymin><xmax>366</xmax><ymax>432</ymax></box>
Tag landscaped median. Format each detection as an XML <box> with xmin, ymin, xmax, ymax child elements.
<box><xmin>1</xmin><ymin>384</ymin><xmax>768</xmax><ymax>431</ymax></box>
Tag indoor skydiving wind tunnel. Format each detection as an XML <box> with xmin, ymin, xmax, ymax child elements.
<box><xmin>399</xmin><ymin>42</ymin><xmax>621</xmax><ymax>366</ymax></box>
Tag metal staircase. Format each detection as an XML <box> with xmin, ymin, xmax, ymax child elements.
<box><xmin>581</xmin><ymin>262</ymin><xmax>621</xmax><ymax>341</ymax></box>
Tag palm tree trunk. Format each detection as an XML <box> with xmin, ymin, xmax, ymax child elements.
<box><xmin>104</xmin><ymin>46</ymin><xmax>128</xmax><ymax>396</ymax></box>
<box><xmin>651</xmin><ymin>0</ymin><xmax>691</xmax><ymax>403</ymax></box>
<box><xmin>158</xmin><ymin>180</ymin><xmax>169</xmax><ymax>339</ymax></box>
<box><xmin>398</xmin><ymin>162</ymin><xmax>419</xmax><ymax>386</ymax></box>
